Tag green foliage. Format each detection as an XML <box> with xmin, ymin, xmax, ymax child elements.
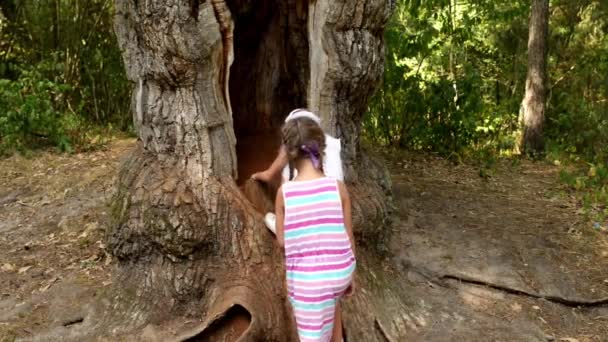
<box><xmin>559</xmin><ymin>163</ymin><xmax>608</xmax><ymax>225</ymax></box>
<box><xmin>364</xmin><ymin>0</ymin><xmax>526</xmax><ymax>157</ymax></box>
<box><xmin>0</xmin><ymin>64</ymin><xmax>117</xmax><ymax>155</ymax></box>
<box><xmin>0</xmin><ymin>67</ymin><xmax>72</xmax><ymax>153</ymax></box>
<box><xmin>364</xmin><ymin>0</ymin><xmax>607</xmax><ymax>165</ymax></box>
<box><xmin>545</xmin><ymin>0</ymin><xmax>608</xmax><ymax>164</ymax></box>
<box><xmin>0</xmin><ymin>0</ymin><xmax>130</xmax><ymax>154</ymax></box>
<box><xmin>546</xmin><ymin>0</ymin><xmax>608</xmax><ymax>225</ymax></box>
<box><xmin>363</xmin><ymin>0</ymin><xmax>608</xmax><ymax>224</ymax></box>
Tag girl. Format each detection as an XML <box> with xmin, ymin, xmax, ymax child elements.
<box><xmin>252</xmin><ymin>108</ymin><xmax>344</xmax><ymax>184</ymax></box>
<box><xmin>274</xmin><ymin>117</ymin><xmax>356</xmax><ymax>342</ymax></box>
<box><xmin>252</xmin><ymin>109</ymin><xmax>344</xmax><ymax>234</ymax></box>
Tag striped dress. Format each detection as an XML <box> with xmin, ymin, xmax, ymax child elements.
<box><xmin>282</xmin><ymin>177</ymin><xmax>356</xmax><ymax>342</ymax></box>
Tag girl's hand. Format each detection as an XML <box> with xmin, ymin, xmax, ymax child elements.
<box><xmin>251</xmin><ymin>170</ymin><xmax>273</xmax><ymax>183</ymax></box>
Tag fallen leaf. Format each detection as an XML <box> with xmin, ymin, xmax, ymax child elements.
<box><xmin>40</xmin><ymin>277</ymin><xmax>59</xmax><ymax>292</ymax></box>
<box><xmin>16</xmin><ymin>200</ymin><xmax>31</xmax><ymax>207</ymax></box>
<box><xmin>1</xmin><ymin>263</ymin><xmax>16</xmax><ymax>272</ymax></box>
<box><xmin>79</xmin><ymin>222</ymin><xmax>99</xmax><ymax>239</ymax></box>
<box><xmin>57</xmin><ymin>216</ymin><xmax>69</xmax><ymax>230</ymax></box>
<box><xmin>18</xmin><ymin>266</ymin><xmax>33</xmax><ymax>274</ymax></box>
<box><xmin>510</xmin><ymin>303</ymin><xmax>522</xmax><ymax>312</ymax></box>
<box><xmin>81</xmin><ymin>255</ymin><xmax>98</xmax><ymax>264</ymax></box>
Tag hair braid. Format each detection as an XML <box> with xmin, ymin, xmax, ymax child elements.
<box><xmin>281</xmin><ymin>117</ymin><xmax>326</xmax><ymax>180</ymax></box>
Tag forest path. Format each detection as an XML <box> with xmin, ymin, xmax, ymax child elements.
<box><xmin>0</xmin><ymin>140</ymin><xmax>129</xmax><ymax>341</ymax></box>
<box><xmin>0</xmin><ymin>140</ymin><xmax>607</xmax><ymax>341</ymax></box>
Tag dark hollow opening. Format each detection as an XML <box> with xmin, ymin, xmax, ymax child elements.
<box><xmin>227</xmin><ymin>0</ymin><xmax>310</xmax><ymax>185</ymax></box>
<box><xmin>184</xmin><ymin>304</ymin><xmax>252</xmax><ymax>342</ymax></box>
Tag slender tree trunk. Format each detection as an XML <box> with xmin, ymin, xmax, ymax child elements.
<box><xmin>495</xmin><ymin>80</ymin><xmax>500</xmax><ymax>105</ymax></box>
<box><xmin>520</xmin><ymin>0</ymin><xmax>549</xmax><ymax>155</ymax></box>
<box><xmin>51</xmin><ymin>0</ymin><xmax>59</xmax><ymax>50</ymax></box>
<box><xmin>97</xmin><ymin>1</ymin><xmax>399</xmax><ymax>341</ymax></box>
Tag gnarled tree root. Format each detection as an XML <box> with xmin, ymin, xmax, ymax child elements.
<box><xmin>442</xmin><ymin>274</ymin><xmax>608</xmax><ymax>308</ymax></box>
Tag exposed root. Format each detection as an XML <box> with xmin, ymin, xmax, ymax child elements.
<box><xmin>241</xmin><ymin>178</ymin><xmax>275</xmax><ymax>214</ymax></box>
<box><xmin>62</xmin><ymin>317</ymin><xmax>85</xmax><ymax>327</ymax></box>
<box><xmin>443</xmin><ymin>274</ymin><xmax>608</xmax><ymax>308</ymax></box>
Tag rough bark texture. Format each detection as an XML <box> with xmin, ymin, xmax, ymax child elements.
<box><xmin>520</xmin><ymin>0</ymin><xmax>549</xmax><ymax>155</ymax></box>
<box><xmin>308</xmin><ymin>0</ymin><xmax>394</xmax><ymax>249</ymax></box>
<box><xmin>103</xmin><ymin>0</ymin><xmax>395</xmax><ymax>340</ymax></box>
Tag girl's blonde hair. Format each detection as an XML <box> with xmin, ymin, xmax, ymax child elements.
<box><xmin>281</xmin><ymin>117</ymin><xmax>326</xmax><ymax>180</ymax></box>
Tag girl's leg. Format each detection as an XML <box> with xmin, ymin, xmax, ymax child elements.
<box><xmin>331</xmin><ymin>301</ymin><xmax>343</xmax><ymax>342</ymax></box>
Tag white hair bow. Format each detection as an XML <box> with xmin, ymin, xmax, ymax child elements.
<box><xmin>284</xmin><ymin>109</ymin><xmax>321</xmax><ymax>125</ymax></box>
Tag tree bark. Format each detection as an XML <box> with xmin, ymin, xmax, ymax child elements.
<box><xmin>101</xmin><ymin>0</ymin><xmax>396</xmax><ymax>340</ymax></box>
<box><xmin>520</xmin><ymin>0</ymin><xmax>549</xmax><ymax>155</ymax></box>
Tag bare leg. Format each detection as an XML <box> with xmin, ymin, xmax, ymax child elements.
<box><xmin>251</xmin><ymin>145</ymin><xmax>288</xmax><ymax>183</ymax></box>
<box><xmin>331</xmin><ymin>301</ymin><xmax>343</xmax><ymax>342</ymax></box>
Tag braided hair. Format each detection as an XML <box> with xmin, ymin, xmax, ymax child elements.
<box><xmin>281</xmin><ymin>117</ymin><xmax>326</xmax><ymax>180</ymax></box>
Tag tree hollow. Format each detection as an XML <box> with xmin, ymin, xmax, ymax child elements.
<box><xmin>228</xmin><ymin>0</ymin><xmax>310</xmax><ymax>185</ymax></box>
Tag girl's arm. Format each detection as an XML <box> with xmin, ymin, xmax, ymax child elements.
<box><xmin>271</xmin><ymin>146</ymin><xmax>289</xmax><ymax>175</ymax></box>
<box><xmin>275</xmin><ymin>186</ymin><xmax>285</xmax><ymax>248</ymax></box>
<box><xmin>338</xmin><ymin>181</ymin><xmax>356</xmax><ymax>297</ymax></box>
<box><xmin>337</xmin><ymin>181</ymin><xmax>355</xmax><ymax>257</ymax></box>
<box><xmin>252</xmin><ymin>146</ymin><xmax>289</xmax><ymax>183</ymax></box>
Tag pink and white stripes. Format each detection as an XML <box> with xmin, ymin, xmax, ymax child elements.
<box><xmin>282</xmin><ymin>177</ymin><xmax>355</xmax><ymax>342</ymax></box>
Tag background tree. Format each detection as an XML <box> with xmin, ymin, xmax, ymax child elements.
<box><xmin>0</xmin><ymin>0</ymin><xmax>130</xmax><ymax>154</ymax></box>
<box><xmin>363</xmin><ymin>0</ymin><xmax>606</xmax><ymax>162</ymax></box>
<box><xmin>361</xmin><ymin>0</ymin><xmax>606</xmax><ymax>216</ymax></box>
<box><xmin>520</xmin><ymin>0</ymin><xmax>549</xmax><ymax>155</ymax></box>
<box><xmin>2</xmin><ymin>0</ymin><xmax>606</xmax><ymax>165</ymax></box>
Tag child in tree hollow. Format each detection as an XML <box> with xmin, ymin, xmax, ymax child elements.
<box><xmin>252</xmin><ymin>109</ymin><xmax>344</xmax><ymax>233</ymax></box>
<box><xmin>274</xmin><ymin>116</ymin><xmax>355</xmax><ymax>342</ymax></box>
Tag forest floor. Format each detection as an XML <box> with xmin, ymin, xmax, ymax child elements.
<box><xmin>1</xmin><ymin>139</ymin><xmax>608</xmax><ymax>341</ymax></box>
<box><xmin>383</xmin><ymin>151</ymin><xmax>608</xmax><ymax>341</ymax></box>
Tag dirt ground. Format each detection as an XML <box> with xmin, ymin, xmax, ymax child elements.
<box><xmin>0</xmin><ymin>140</ymin><xmax>129</xmax><ymax>341</ymax></box>
<box><xmin>1</xmin><ymin>140</ymin><xmax>607</xmax><ymax>341</ymax></box>
<box><xmin>383</xmin><ymin>151</ymin><xmax>608</xmax><ymax>341</ymax></box>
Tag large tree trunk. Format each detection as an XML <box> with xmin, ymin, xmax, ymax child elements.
<box><xmin>102</xmin><ymin>0</ymin><xmax>396</xmax><ymax>340</ymax></box>
<box><xmin>520</xmin><ymin>0</ymin><xmax>549</xmax><ymax>155</ymax></box>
